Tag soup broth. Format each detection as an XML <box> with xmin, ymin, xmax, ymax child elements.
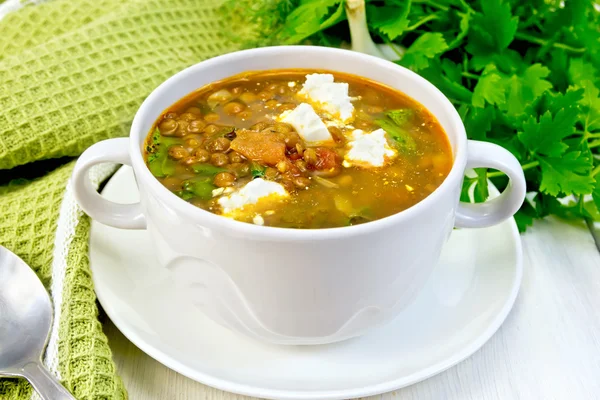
<box><xmin>143</xmin><ymin>69</ymin><xmax>452</xmax><ymax>229</ymax></box>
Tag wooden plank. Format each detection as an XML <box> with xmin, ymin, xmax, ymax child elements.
<box><xmin>103</xmin><ymin>217</ymin><xmax>600</xmax><ymax>400</ymax></box>
<box><xmin>587</xmin><ymin>220</ymin><xmax>600</xmax><ymax>251</ymax></box>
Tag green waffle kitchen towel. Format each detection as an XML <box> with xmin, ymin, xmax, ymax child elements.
<box><xmin>0</xmin><ymin>0</ymin><xmax>237</xmax><ymax>398</ymax></box>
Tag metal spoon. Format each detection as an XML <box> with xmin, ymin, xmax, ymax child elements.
<box><xmin>0</xmin><ymin>245</ymin><xmax>76</xmax><ymax>399</ymax></box>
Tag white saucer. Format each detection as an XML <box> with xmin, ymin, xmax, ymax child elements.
<box><xmin>90</xmin><ymin>166</ymin><xmax>522</xmax><ymax>400</ymax></box>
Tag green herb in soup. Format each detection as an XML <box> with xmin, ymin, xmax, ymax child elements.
<box><xmin>143</xmin><ymin>69</ymin><xmax>452</xmax><ymax>229</ymax></box>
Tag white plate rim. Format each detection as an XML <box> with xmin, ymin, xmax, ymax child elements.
<box><xmin>91</xmin><ymin>167</ymin><xmax>523</xmax><ymax>400</ymax></box>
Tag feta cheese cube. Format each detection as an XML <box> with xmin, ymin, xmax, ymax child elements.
<box><xmin>298</xmin><ymin>73</ymin><xmax>355</xmax><ymax>123</ymax></box>
<box><xmin>344</xmin><ymin>129</ymin><xmax>397</xmax><ymax>168</ymax></box>
<box><xmin>218</xmin><ymin>178</ymin><xmax>289</xmax><ymax>214</ymax></box>
<box><xmin>279</xmin><ymin>103</ymin><xmax>333</xmax><ymax>146</ymax></box>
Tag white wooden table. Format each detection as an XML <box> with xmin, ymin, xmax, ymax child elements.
<box><xmin>102</xmin><ymin>217</ymin><xmax>600</xmax><ymax>399</ymax></box>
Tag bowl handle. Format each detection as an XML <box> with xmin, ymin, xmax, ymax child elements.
<box><xmin>71</xmin><ymin>137</ymin><xmax>146</xmax><ymax>229</ymax></box>
<box><xmin>455</xmin><ymin>140</ymin><xmax>526</xmax><ymax>228</ymax></box>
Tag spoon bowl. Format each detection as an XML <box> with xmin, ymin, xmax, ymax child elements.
<box><xmin>0</xmin><ymin>245</ymin><xmax>75</xmax><ymax>399</ymax></box>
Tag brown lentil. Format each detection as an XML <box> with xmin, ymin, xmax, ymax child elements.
<box><xmin>204</xmin><ymin>113</ymin><xmax>220</xmax><ymax>123</ymax></box>
<box><xmin>273</xmin><ymin>123</ymin><xmax>292</xmax><ymax>133</ymax></box>
<box><xmin>214</xmin><ymin>172</ymin><xmax>236</xmax><ymax>187</ymax></box>
<box><xmin>179</xmin><ymin>112</ymin><xmax>198</xmax><ymax>121</ymax></box>
<box><xmin>206</xmin><ymin>137</ymin><xmax>230</xmax><ymax>152</ymax></box>
<box><xmin>187</xmin><ymin>119</ymin><xmax>206</xmax><ymax>133</ymax></box>
<box><xmin>229</xmin><ymin>152</ymin><xmax>243</xmax><ymax>163</ymax></box>
<box><xmin>295</xmin><ymin>159</ymin><xmax>308</xmax><ymax>173</ymax></box>
<box><xmin>211</xmin><ymin>153</ymin><xmax>229</xmax><ymax>167</ymax></box>
<box><xmin>159</xmin><ymin>119</ymin><xmax>178</xmax><ymax>135</ymax></box>
<box><xmin>168</xmin><ymin>145</ymin><xmax>189</xmax><ymax>160</ymax></box>
<box><xmin>278</xmin><ymin>103</ymin><xmax>296</xmax><ymax>111</ymax></box>
<box><xmin>185</xmin><ymin>106</ymin><xmax>203</xmax><ymax>115</ymax></box>
<box><xmin>223</xmin><ymin>101</ymin><xmax>246</xmax><ymax>115</ymax></box>
<box><xmin>265</xmin><ymin>99</ymin><xmax>279</xmax><ymax>109</ymax></box>
<box><xmin>239</xmin><ymin>92</ymin><xmax>258</xmax><ymax>103</ymax></box>
<box><xmin>184</xmin><ymin>135</ymin><xmax>203</xmax><ymax>149</ymax></box>
<box><xmin>250</xmin><ymin>121</ymin><xmax>269</xmax><ymax>131</ymax></box>
<box><xmin>303</xmin><ymin>148</ymin><xmax>318</xmax><ymax>166</ymax></box>
<box><xmin>264</xmin><ymin>167</ymin><xmax>278</xmax><ymax>180</ymax></box>
<box><xmin>328</xmin><ymin>126</ymin><xmax>345</xmax><ymax>143</ymax></box>
<box><xmin>294</xmin><ymin>176</ymin><xmax>311</xmax><ymax>188</ymax></box>
<box><xmin>257</xmin><ymin>91</ymin><xmax>274</xmax><ymax>101</ymax></box>
<box><xmin>193</xmin><ymin>148</ymin><xmax>210</xmax><ymax>162</ymax></box>
<box><xmin>203</xmin><ymin>124</ymin><xmax>220</xmax><ymax>135</ymax></box>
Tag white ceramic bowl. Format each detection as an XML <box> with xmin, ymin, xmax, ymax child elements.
<box><xmin>71</xmin><ymin>46</ymin><xmax>526</xmax><ymax>345</ymax></box>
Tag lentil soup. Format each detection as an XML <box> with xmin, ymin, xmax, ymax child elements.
<box><xmin>143</xmin><ymin>69</ymin><xmax>452</xmax><ymax>229</ymax></box>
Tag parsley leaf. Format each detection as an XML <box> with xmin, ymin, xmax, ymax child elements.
<box><xmin>447</xmin><ymin>11</ymin><xmax>471</xmax><ymax>50</ymax></box>
<box><xmin>386</xmin><ymin>108</ymin><xmax>413</xmax><ymax>126</ymax></box>
<box><xmin>518</xmin><ymin>108</ymin><xmax>579</xmax><ymax>157</ymax></box>
<box><xmin>569</xmin><ymin>58</ymin><xmax>597</xmax><ymax>85</ymax></box>
<box><xmin>472</xmin><ymin>64</ymin><xmax>506</xmax><ymax>108</ymax></box>
<box><xmin>418</xmin><ymin>60</ymin><xmax>473</xmax><ymax>103</ymax></box>
<box><xmin>460</xmin><ymin>105</ymin><xmax>495</xmax><ymax>141</ymax></box>
<box><xmin>367</xmin><ymin>1</ymin><xmax>411</xmax><ymax>41</ymax></box>
<box><xmin>399</xmin><ymin>32</ymin><xmax>448</xmax><ymax>71</ymax></box>
<box><xmin>474</xmin><ymin>168</ymin><xmax>489</xmax><ymax>203</ymax></box>
<box><xmin>578</xmin><ymin>81</ymin><xmax>600</xmax><ymax>133</ymax></box>
<box><xmin>281</xmin><ymin>0</ymin><xmax>345</xmax><ymax>44</ymax></box>
<box><xmin>376</xmin><ymin>119</ymin><xmax>416</xmax><ymax>152</ymax></box>
<box><xmin>504</xmin><ymin>64</ymin><xmax>553</xmax><ymax>117</ymax></box>
<box><xmin>539</xmin><ymin>149</ymin><xmax>594</xmax><ymax>196</ymax></box>
<box><xmin>467</xmin><ymin>0</ymin><xmax>518</xmax><ymax>54</ymax></box>
<box><xmin>376</xmin><ymin>109</ymin><xmax>417</xmax><ymax>151</ymax></box>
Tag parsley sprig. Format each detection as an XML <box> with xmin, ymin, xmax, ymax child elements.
<box><xmin>221</xmin><ymin>0</ymin><xmax>600</xmax><ymax>231</ymax></box>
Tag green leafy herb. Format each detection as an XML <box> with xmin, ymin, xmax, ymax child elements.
<box><xmin>466</xmin><ymin>0</ymin><xmax>518</xmax><ymax>54</ymax></box>
<box><xmin>175</xmin><ymin>190</ymin><xmax>194</xmax><ymax>201</ymax></box>
<box><xmin>460</xmin><ymin>168</ymin><xmax>489</xmax><ymax>203</ymax></box>
<box><xmin>386</xmin><ymin>108</ymin><xmax>414</xmax><ymax>126</ymax></box>
<box><xmin>146</xmin><ymin>129</ymin><xmax>162</xmax><ymax>163</ymax></box>
<box><xmin>222</xmin><ymin>0</ymin><xmax>600</xmax><ymax>231</ymax></box>
<box><xmin>145</xmin><ymin>129</ymin><xmax>183</xmax><ymax>178</ymax></box>
<box><xmin>191</xmin><ymin>163</ymin><xmax>226</xmax><ymax>176</ymax></box>
<box><xmin>539</xmin><ymin>149</ymin><xmax>595</xmax><ymax>196</ymax></box>
<box><xmin>183</xmin><ymin>179</ymin><xmax>216</xmax><ymax>200</ymax></box>
<box><xmin>399</xmin><ymin>32</ymin><xmax>448</xmax><ymax>71</ymax></box>
<box><xmin>367</xmin><ymin>1</ymin><xmax>410</xmax><ymax>41</ymax></box>
<box><xmin>472</xmin><ymin>64</ymin><xmax>506</xmax><ymax>107</ymax></box>
<box><xmin>376</xmin><ymin>109</ymin><xmax>416</xmax><ymax>151</ymax></box>
<box><xmin>250</xmin><ymin>161</ymin><xmax>266</xmax><ymax>178</ymax></box>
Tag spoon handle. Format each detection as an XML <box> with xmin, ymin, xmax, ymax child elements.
<box><xmin>22</xmin><ymin>361</ymin><xmax>76</xmax><ymax>400</ymax></box>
